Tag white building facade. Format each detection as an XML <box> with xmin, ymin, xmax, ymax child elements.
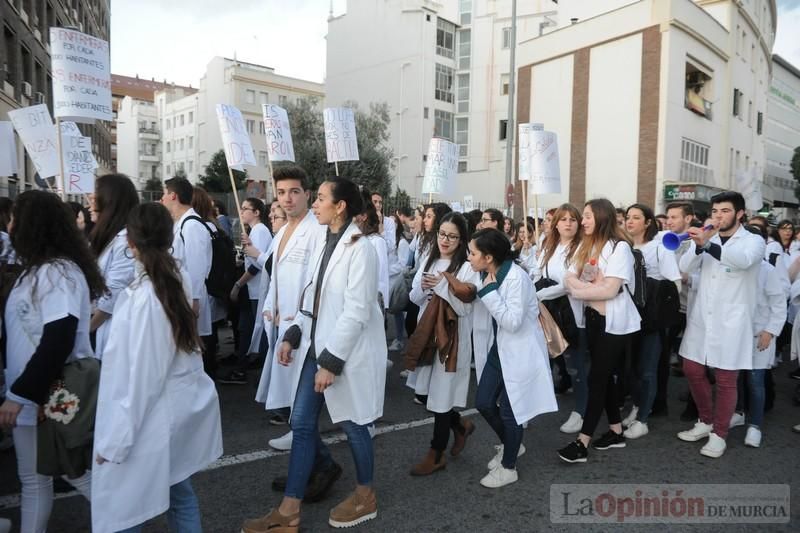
<box><xmin>116</xmin><ymin>96</ymin><xmax>161</xmax><ymax>189</ymax></box>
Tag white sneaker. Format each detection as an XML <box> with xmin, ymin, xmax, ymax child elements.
<box><xmin>621</xmin><ymin>406</ymin><xmax>639</xmax><ymax>428</ymax></box>
<box><xmin>487</xmin><ymin>443</ymin><xmax>525</xmax><ymax>470</ymax></box>
<box><xmin>744</xmin><ymin>426</ymin><xmax>762</xmax><ymax>448</ymax></box>
<box><xmin>480</xmin><ymin>465</ymin><xmax>518</xmax><ymax>488</ymax></box>
<box><xmin>560</xmin><ymin>411</ymin><xmax>583</xmax><ymax>434</ymax></box>
<box><xmin>623</xmin><ymin>420</ymin><xmax>649</xmax><ymax>440</ymax></box>
<box><xmin>268</xmin><ymin>431</ymin><xmax>293</xmax><ymax>451</ymax></box>
<box><xmin>729</xmin><ymin>412</ymin><xmax>745</xmax><ymax>429</ymax></box>
<box><xmin>700</xmin><ymin>432</ymin><xmax>727</xmax><ymax>458</ymax></box>
<box><xmin>399</xmin><ymin>369</ymin><xmax>410</xmax><ymax>378</ymax></box>
<box><xmin>388</xmin><ymin>339</ymin><xmax>404</xmax><ymax>351</ymax></box>
<box><xmin>677</xmin><ymin>421</ymin><xmax>713</xmax><ymax>442</ymax></box>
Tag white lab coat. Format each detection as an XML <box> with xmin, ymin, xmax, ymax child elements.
<box><xmin>255</xmin><ymin>211</ymin><xmax>326</xmax><ymax>409</ymax></box>
<box><xmin>94</xmin><ymin>229</ymin><xmax>136</xmax><ymax>359</ymax></box>
<box><xmin>679</xmin><ymin>226</ymin><xmax>765</xmax><ymax>370</ymax></box>
<box><xmin>752</xmin><ymin>261</ymin><xmax>786</xmax><ymax>369</ymax></box>
<box><xmin>288</xmin><ymin>221</ymin><xmax>387</xmax><ymax>425</ymax></box>
<box><xmin>367</xmin><ymin>234</ymin><xmax>390</xmax><ymax>309</ymax></box>
<box><xmin>535</xmin><ymin>243</ymin><xmax>585</xmax><ymax>328</ymax></box>
<box><xmin>171</xmin><ymin>208</ymin><xmax>213</xmax><ymax>336</ymax></box>
<box><xmin>91</xmin><ymin>270</ymin><xmax>222</xmax><ymax>533</ymax></box>
<box><xmin>246</xmin><ymin>242</ymin><xmax>272</xmax><ymax>357</ymax></box>
<box><xmin>472</xmin><ymin>262</ymin><xmax>558</xmax><ymax>425</ymax></box>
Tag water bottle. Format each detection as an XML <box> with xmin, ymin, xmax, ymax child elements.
<box><xmin>580</xmin><ymin>259</ymin><xmax>598</xmax><ymax>282</ymax></box>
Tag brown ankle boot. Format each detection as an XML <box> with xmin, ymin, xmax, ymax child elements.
<box><xmin>450</xmin><ymin>418</ymin><xmax>475</xmax><ymax>457</ymax></box>
<box><xmin>410</xmin><ymin>448</ymin><xmax>446</xmax><ymax>476</ymax></box>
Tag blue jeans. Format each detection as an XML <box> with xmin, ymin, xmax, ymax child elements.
<box><xmin>566</xmin><ymin>328</ymin><xmax>589</xmax><ymax>417</ymax></box>
<box><xmin>635</xmin><ymin>331</ymin><xmax>662</xmax><ymax>423</ymax></box>
<box><xmin>285</xmin><ymin>355</ymin><xmax>374</xmax><ymax>499</ymax></box>
<box><xmin>747</xmin><ymin>369</ymin><xmax>766</xmax><ymax>428</ymax></box>
<box><xmin>116</xmin><ymin>478</ymin><xmax>201</xmax><ymax>533</ymax></box>
<box><xmin>475</xmin><ymin>362</ymin><xmax>523</xmax><ymax>469</ymax></box>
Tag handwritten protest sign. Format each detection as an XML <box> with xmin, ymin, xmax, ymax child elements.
<box><xmin>0</xmin><ymin>122</ymin><xmax>17</xmax><ymax>177</ymax></box>
<box><xmin>323</xmin><ymin>107</ymin><xmax>359</xmax><ymax>162</ymax></box>
<box><xmin>216</xmin><ymin>104</ymin><xmax>257</xmax><ymax>171</ymax></box>
<box><xmin>50</xmin><ymin>28</ymin><xmax>111</xmax><ymax>122</ymax></box>
<box><xmin>463</xmin><ymin>195</ymin><xmax>474</xmax><ymax>211</ymax></box>
<box><xmin>262</xmin><ymin>105</ymin><xmax>295</xmax><ymax>162</ymax></box>
<box><xmin>59</xmin><ymin>121</ymin><xmax>81</xmax><ymax>137</ymax></box>
<box><xmin>518</xmin><ymin>123</ymin><xmax>544</xmax><ymax>181</ymax></box>
<box><xmin>62</xmin><ymin>133</ymin><xmax>97</xmax><ymax>193</ymax></box>
<box><xmin>421</xmin><ymin>138</ymin><xmax>458</xmax><ymax>196</ymax></box>
<box><xmin>527</xmin><ymin>130</ymin><xmax>561</xmax><ymax>194</ymax></box>
<box><xmin>7</xmin><ymin>104</ymin><xmax>59</xmax><ymax>178</ymax></box>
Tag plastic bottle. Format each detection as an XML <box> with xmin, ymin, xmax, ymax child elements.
<box><xmin>580</xmin><ymin>258</ymin><xmax>598</xmax><ymax>282</ymax></box>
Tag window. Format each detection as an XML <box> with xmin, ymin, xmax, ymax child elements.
<box><xmin>458</xmin><ymin>161</ymin><xmax>468</xmax><ymax>173</ymax></box>
<box><xmin>259</xmin><ymin>121</ymin><xmax>265</xmax><ymax>135</ymax></box>
<box><xmin>684</xmin><ymin>61</ymin><xmax>713</xmax><ymax>120</ymax></box>
<box><xmin>457</xmin><ymin>74</ymin><xmax>470</xmax><ymax>113</ymax></box>
<box><xmin>459</xmin><ymin>0</ymin><xmax>472</xmax><ymax>25</ymax></box>
<box><xmin>151</xmin><ymin>165</ymin><xmax>157</xmax><ymax>179</ymax></box>
<box><xmin>733</xmin><ymin>88</ymin><xmax>742</xmax><ymax>117</ymax></box>
<box><xmin>165</xmin><ymin>118</ymin><xmax>171</xmax><ymax>129</ymax></box>
<box><xmin>188</xmin><ymin>112</ymin><xmax>193</xmax><ymax>124</ymax></box>
<box><xmin>502</xmin><ymin>27</ymin><xmax>512</xmax><ymax>49</ymax></box>
<box><xmin>245</xmin><ymin>89</ymin><xmax>255</xmax><ymax>104</ymax></box>
<box><xmin>188</xmin><ymin>136</ymin><xmax>193</xmax><ymax>149</ymax></box>
<box><xmin>455</xmin><ymin>117</ymin><xmax>468</xmax><ymax>157</ymax></box>
<box><xmin>179</xmin><ymin>162</ymin><xmax>185</xmax><ymax>172</ymax></box>
<box><xmin>166</xmin><ymin>141</ymin><xmax>171</xmax><ymax>153</ymax></box>
<box><xmin>188</xmin><ymin>161</ymin><xmax>193</xmax><ymax>173</ymax></box>
<box><xmin>501</xmin><ymin>74</ymin><xmax>509</xmax><ymax>95</ymax></box>
<box><xmin>259</xmin><ymin>151</ymin><xmax>268</xmax><ymax>167</ymax></box>
<box><xmin>179</xmin><ymin>138</ymin><xmax>184</xmax><ymax>150</ymax></box>
<box><xmin>434</xmin><ymin>110</ymin><xmax>453</xmax><ymax>140</ymax></box>
<box><xmin>458</xmin><ymin>29</ymin><xmax>471</xmax><ymax>70</ymax></box>
<box><xmin>680</xmin><ymin>137</ymin><xmax>712</xmax><ymax>184</ymax></box>
<box><xmin>260</xmin><ymin>91</ymin><xmax>269</xmax><ymax>105</ymax></box>
<box><xmin>735</xmin><ymin>24</ymin><xmax>741</xmax><ymax>55</ymax></box>
<box><xmin>166</xmin><ymin>165</ymin><xmax>171</xmax><ymax>175</ymax></box>
<box><xmin>757</xmin><ymin>111</ymin><xmax>763</xmax><ymax>135</ymax></box>
<box><xmin>246</xmin><ymin>119</ymin><xmax>255</xmax><ymax>134</ymax></box>
<box><xmin>435</xmin><ymin>63</ymin><xmax>454</xmax><ymax>103</ymax></box>
<box><xmin>424</xmin><ymin>107</ymin><xmax>429</xmax><ymax>119</ymax></box>
<box><xmin>279</xmin><ymin>95</ymin><xmax>288</xmax><ymax>106</ymax></box>
<box><xmin>499</xmin><ymin>119</ymin><xmax>508</xmax><ymax>141</ymax></box>
<box><xmin>436</xmin><ymin>18</ymin><xmax>455</xmax><ymax>58</ymax></box>
<box><xmin>179</xmin><ymin>114</ymin><xmax>185</xmax><ymax>126</ymax></box>
<box><xmin>426</xmin><ymin>13</ymin><xmax>431</xmax><ymax>22</ymax></box>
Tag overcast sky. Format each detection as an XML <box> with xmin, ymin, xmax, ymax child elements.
<box><xmin>110</xmin><ymin>0</ymin><xmax>800</xmax><ymax>87</ymax></box>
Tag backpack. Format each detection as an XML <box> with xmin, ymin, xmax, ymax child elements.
<box><xmin>616</xmin><ymin>243</ymin><xmax>646</xmax><ymax>316</ymax></box>
<box><xmin>180</xmin><ymin>215</ymin><xmax>237</xmax><ymax>299</ymax></box>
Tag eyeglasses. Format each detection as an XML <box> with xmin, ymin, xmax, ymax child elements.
<box><xmin>240</xmin><ymin>207</ymin><xmax>256</xmax><ymax>212</ymax></box>
<box><xmin>298</xmin><ymin>251</ymin><xmax>325</xmax><ymax>319</ymax></box>
<box><xmin>437</xmin><ymin>231</ymin><xmax>460</xmax><ymax>242</ymax></box>
<box><xmin>480</xmin><ymin>218</ymin><xmax>493</xmax><ymax>223</ymax></box>
<box><xmin>270</xmin><ymin>215</ymin><xmax>286</xmax><ymax>221</ymax></box>
<box><xmin>779</xmin><ymin>226</ymin><xmax>793</xmax><ymax>231</ymax></box>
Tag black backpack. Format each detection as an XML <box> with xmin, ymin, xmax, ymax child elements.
<box><xmin>180</xmin><ymin>215</ymin><xmax>237</xmax><ymax>299</ymax></box>
<box><xmin>616</xmin><ymin>243</ymin><xmax>646</xmax><ymax>316</ymax></box>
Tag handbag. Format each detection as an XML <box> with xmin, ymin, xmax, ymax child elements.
<box><xmin>538</xmin><ymin>302</ymin><xmax>569</xmax><ymax>358</ymax></box>
<box><xmin>534</xmin><ymin>265</ymin><xmax>579</xmax><ymax>345</ymax></box>
<box><xmin>388</xmin><ymin>270</ymin><xmax>412</xmax><ymax>313</ymax></box>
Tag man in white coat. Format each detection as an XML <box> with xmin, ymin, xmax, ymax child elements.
<box><xmin>676</xmin><ymin>191</ymin><xmax>765</xmax><ymax>458</ymax></box>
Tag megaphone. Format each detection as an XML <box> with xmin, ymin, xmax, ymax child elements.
<box><xmin>662</xmin><ymin>225</ymin><xmax>714</xmax><ymax>251</ymax></box>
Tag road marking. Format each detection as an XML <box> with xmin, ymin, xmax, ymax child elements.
<box><xmin>0</xmin><ymin>409</ymin><xmax>478</xmax><ymax>510</ymax></box>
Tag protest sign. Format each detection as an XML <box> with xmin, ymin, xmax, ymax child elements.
<box><xmin>518</xmin><ymin>123</ymin><xmax>544</xmax><ymax>181</ymax></box>
<box><xmin>59</xmin><ymin>121</ymin><xmax>81</xmax><ymax>137</ymax></box>
<box><xmin>421</xmin><ymin>138</ymin><xmax>458</xmax><ymax>196</ymax></box>
<box><xmin>262</xmin><ymin>105</ymin><xmax>295</xmax><ymax>162</ymax></box>
<box><xmin>323</xmin><ymin>107</ymin><xmax>359</xmax><ymax>162</ymax></box>
<box><xmin>50</xmin><ymin>28</ymin><xmax>112</xmax><ymax>122</ymax></box>
<box><xmin>527</xmin><ymin>130</ymin><xmax>561</xmax><ymax>194</ymax></box>
<box><xmin>0</xmin><ymin>122</ymin><xmax>17</xmax><ymax>177</ymax></box>
<box><xmin>463</xmin><ymin>195</ymin><xmax>474</xmax><ymax>211</ymax></box>
<box><xmin>7</xmin><ymin>104</ymin><xmax>59</xmax><ymax>178</ymax></box>
<box><xmin>450</xmin><ymin>202</ymin><xmax>463</xmax><ymax>213</ymax></box>
<box><xmin>62</xmin><ymin>134</ymin><xmax>97</xmax><ymax>193</ymax></box>
<box><xmin>216</xmin><ymin>104</ymin><xmax>257</xmax><ymax>171</ymax></box>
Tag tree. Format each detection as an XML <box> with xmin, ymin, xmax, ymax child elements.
<box><xmin>792</xmin><ymin>146</ymin><xmax>800</xmax><ymax>202</ymax></box>
<box><xmin>199</xmin><ymin>150</ymin><xmax>247</xmax><ymax>192</ymax></box>
<box><xmin>281</xmin><ymin>99</ymin><xmax>398</xmax><ymax>196</ymax></box>
<box><xmin>144</xmin><ymin>177</ymin><xmax>163</xmax><ymax>193</ymax></box>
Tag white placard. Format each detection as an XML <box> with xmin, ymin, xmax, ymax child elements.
<box><xmin>262</xmin><ymin>104</ymin><xmax>295</xmax><ymax>162</ymax></box>
<box><xmin>62</xmin><ymin>134</ymin><xmax>97</xmax><ymax>194</ymax></box>
<box><xmin>216</xmin><ymin>104</ymin><xmax>257</xmax><ymax>171</ymax></box>
<box><xmin>7</xmin><ymin>104</ymin><xmax>60</xmax><ymax>178</ymax></box>
<box><xmin>59</xmin><ymin>121</ymin><xmax>81</xmax><ymax>137</ymax></box>
<box><xmin>323</xmin><ymin>107</ymin><xmax>359</xmax><ymax>162</ymax></box>
<box><xmin>50</xmin><ymin>28</ymin><xmax>112</xmax><ymax>122</ymax></box>
<box><xmin>518</xmin><ymin>123</ymin><xmax>544</xmax><ymax>181</ymax></box>
<box><xmin>450</xmin><ymin>202</ymin><xmax>463</xmax><ymax>213</ymax></box>
<box><xmin>421</xmin><ymin>138</ymin><xmax>458</xmax><ymax>196</ymax></box>
<box><xmin>0</xmin><ymin>122</ymin><xmax>17</xmax><ymax>177</ymax></box>
<box><xmin>528</xmin><ymin>130</ymin><xmax>561</xmax><ymax>194</ymax></box>
<box><xmin>463</xmin><ymin>195</ymin><xmax>474</xmax><ymax>211</ymax></box>
<box><xmin>735</xmin><ymin>168</ymin><xmax>763</xmax><ymax>211</ymax></box>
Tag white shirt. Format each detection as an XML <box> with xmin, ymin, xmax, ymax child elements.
<box><xmin>367</xmin><ymin>234</ymin><xmax>390</xmax><ymax>309</ymax></box>
<box><xmin>637</xmin><ymin>237</ymin><xmax>681</xmax><ymax>282</ymax></box>
<box><xmin>536</xmin><ymin>242</ymin><xmax>585</xmax><ymax>328</ymax></box>
<box><xmin>4</xmin><ymin>261</ymin><xmax>93</xmax><ymax>426</ymax></box>
<box><xmin>245</xmin><ymin>222</ymin><xmax>273</xmax><ymax>300</ymax></box>
<box><xmin>172</xmin><ymin>208</ymin><xmax>212</xmax><ymax>336</ymax></box>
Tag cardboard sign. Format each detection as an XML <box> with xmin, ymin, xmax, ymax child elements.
<box><xmin>518</xmin><ymin>123</ymin><xmax>544</xmax><ymax>181</ymax></box>
<box><xmin>463</xmin><ymin>195</ymin><xmax>474</xmax><ymax>211</ymax></box>
<box><xmin>7</xmin><ymin>104</ymin><xmax>59</xmax><ymax>178</ymax></box>
<box><xmin>323</xmin><ymin>107</ymin><xmax>359</xmax><ymax>162</ymax></box>
<box><xmin>216</xmin><ymin>104</ymin><xmax>257</xmax><ymax>171</ymax></box>
<box><xmin>59</xmin><ymin>121</ymin><xmax>81</xmax><ymax>137</ymax></box>
<box><xmin>50</xmin><ymin>28</ymin><xmax>112</xmax><ymax>122</ymax></box>
<box><xmin>421</xmin><ymin>138</ymin><xmax>458</xmax><ymax>196</ymax></box>
<box><xmin>527</xmin><ymin>130</ymin><xmax>561</xmax><ymax>194</ymax></box>
<box><xmin>62</xmin><ymin>134</ymin><xmax>97</xmax><ymax>193</ymax></box>
<box><xmin>0</xmin><ymin>122</ymin><xmax>17</xmax><ymax>177</ymax></box>
<box><xmin>262</xmin><ymin>105</ymin><xmax>295</xmax><ymax>162</ymax></box>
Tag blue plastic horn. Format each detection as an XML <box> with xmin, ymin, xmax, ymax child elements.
<box><xmin>662</xmin><ymin>225</ymin><xmax>714</xmax><ymax>251</ymax></box>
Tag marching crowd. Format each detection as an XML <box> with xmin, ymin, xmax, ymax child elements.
<box><xmin>1</xmin><ymin>165</ymin><xmax>799</xmax><ymax>532</ymax></box>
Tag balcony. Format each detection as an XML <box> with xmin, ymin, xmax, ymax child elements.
<box><xmin>679</xmin><ymin>160</ymin><xmax>714</xmax><ymax>185</ymax></box>
<box><xmin>139</xmin><ymin>154</ymin><xmax>160</xmax><ymax>162</ymax></box>
<box><xmin>138</xmin><ymin>127</ymin><xmax>159</xmax><ymax>140</ymax></box>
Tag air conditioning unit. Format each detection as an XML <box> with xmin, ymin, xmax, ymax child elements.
<box><xmin>21</xmin><ymin>81</ymin><xmax>32</xmax><ymax>98</ymax></box>
<box><xmin>34</xmin><ymin>92</ymin><xmax>45</xmax><ymax>104</ymax></box>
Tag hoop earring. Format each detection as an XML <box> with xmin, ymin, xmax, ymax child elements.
<box><xmin>123</xmin><ymin>247</ymin><xmax>134</xmax><ymax>260</ymax></box>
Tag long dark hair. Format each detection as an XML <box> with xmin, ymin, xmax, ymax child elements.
<box><xmin>68</xmin><ymin>201</ymin><xmax>94</xmax><ymax>237</ymax></box>
<box><xmin>424</xmin><ymin>212</ymin><xmax>469</xmax><ymax>274</ymax></box>
<box><xmin>10</xmin><ymin>191</ymin><xmax>106</xmax><ymax>300</ymax></box>
<box><xmin>471</xmin><ymin>228</ymin><xmax>514</xmax><ymax>267</ymax></box>
<box><xmin>626</xmin><ymin>203</ymin><xmax>658</xmax><ymax>243</ymax></box>
<box><xmin>244</xmin><ymin>197</ymin><xmax>269</xmax><ymax>230</ymax></box>
<box><xmin>541</xmin><ymin>203</ymin><xmax>582</xmax><ymax>269</ymax></box>
<box><xmin>775</xmin><ymin>219</ymin><xmax>795</xmax><ymax>252</ymax></box>
<box><xmin>89</xmin><ymin>174</ymin><xmax>140</xmax><ymax>256</ymax></box>
<box><xmin>126</xmin><ymin>203</ymin><xmax>200</xmax><ymax>354</ymax></box>
<box><xmin>419</xmin><ymin>202</ymin><xmax>452</xmax><ymax>257</ymax></box>
<box><xmin>358</xmin><ymin>189</ymin><xmax>381</xmax><ymax>237</ymax></box>
<box><xmin>192</xmin><ymin>186</ymin><xmax>221</xmax><ymax>230</ymax></box>
<box><xmin>0</xmin><ymin>197</ymin><xmax>13</xmax><ymax>233</ymax></box>
<box><xmin>325</xmin><ymin>177</ymin><xmax>364</xmax><ymax>219</ymax></box>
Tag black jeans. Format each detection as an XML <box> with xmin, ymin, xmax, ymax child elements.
<box><xmin>654</xmin><ymin>312</ymin><xmax>686</xmax><ymax>411</ymax></box>
<box><xmin>431</xmin><ymin>410</ymin><xmax>462</xmax><ymax>451</ymax></box>
<box><xmin>580</xmin><ymin>308</ymin><xmax>631</xmax><ymax>437</ymax></box>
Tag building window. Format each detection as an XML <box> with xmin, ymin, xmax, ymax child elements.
<box><xmin>188</xmin><ymin>111</ymin><xmax>193</xmax><ymax>124</ymax></box>
<box><xmin>179</xmin><ymin>162</ymin><xmax>185</xmax><ymax>172</ymax></box>
<box><xmin>188</xmin><ymin>136</ymin><xmax>193</xmax><ymax>149</ymax></box>
<box><xmin>188</xmin><ymin>161</ymin><xmax>193</xmax><ymax>173</ymax></box>
<box><xmin>435</xmin><ymin>63</ymin><xmax>454</xmax><ymax>103</ymax></box>
<box><xmin>501</xmin><ymin>74</ymin><xmax>509</xmax><ymax>95</ymax></box>
<box><xmin>502</xmin><ymin>27</ymin><xmax>512</xmax><ymax>49</ymax></box>
<box><xmin>179</xmin><ymin>114</ymin><xmax>185</xmax><ymax>126</ymax></box>
<box><xmin>434</xmin><ymin>110</ymin><xmax>453</xmax><ymax>140</ymax></box>
<box><xmin>424</xmin><ymin>107</ymin><xmax>429</xmax><ymax>119</ymax></box>
<box><xmin>458</xmin><ymin>161</ymin><xmax>468</xmax><ymax>173</ymax></box>
<box><xmin>426</xmin><ymin>14</ymin><xmax>431</xmax><ymax>22</ymax></box>
<box><xmin>460</xmin><ymin>0</ymin><xmax>472</xmax><ymax>25</ymax></box>
<box><xmin>279</xmin><ymin>95</ymin><xmax>288</xmax><ymax>106</ymax></box>
<box><xmin>757</xmin><ymin>111</ymin><xmax>763</xmax><ymax>135</ymax></box>
<box><xmin>165</xmin><ymin>118</ymin><xmax>171</xmax><ymax>129</ymax></box>
<box><xmin>680</xmin><ymin>137</ymin><xmax>712</xmax><ymax>184</ymax></box>
<box><xmin>166</xmin><ymin>165</ymin><xmax>171</xmax><ymax>175</ymax></box>
<box><xmin>151</xmin><ymin>165</ymin><xmax>158</xmax><ymax>179</ymax></box>
<box><xmin>166</xmin><ymin>141</ymin><xmax>171</xmax><ymax>153</ymax></box>
<box><xmin>685</xmin><ymin>61</ymin><xmax>713</xmax><ymax>120</ymax></box>
<box><xmin>455</xmin><ymin>117</ymin><xmax>468</xmax><ymax>157</ymax></box>
<box><xmin>246</xmin><ymin>119</ymin><xmax>255</xmax><ymax>134</ymax></box>
<box><xmin>246</xmin><ymin>89</ymin><xmax>255</xmax><ymax>104</ymax></box>
<box><xmin>259</xmin><ymin>121</ymin><xmax>265</xmax><ymax>135</ymax></box>
<box><xmin>179</xmin><ymin>138</ymin><xmax>184</xmax><ymax>151</ymax></box>
<box><xmin>436</xmin><ymin>18</ymin><xmax>455</xmax><ymax>58</ymax></box>
<box><xmin>457</xmin><ymin>74</ymin><xmax>470</xmax><ymax>113</ymax></box>
<box><xmin>259</xmin><ymin>151</ymin><xmax>268</xmax><ymax>167</ymax></box>
<box><xmin>260</xmin><ymin>91</ymin><xmax>269</xmax><ymax>105</ymax></box>
<box><xmin>458</xmin><ymin>29</ymin><xmax>471</xmax><ymax>70</ymax></box>
<box><xmin>499</xmin><ymin>119</ymin><xmax>508</xmax><ymax>141</ymax></box>
<box><xmin>732</xmin><ymin>88</ymin><xmax>742</xmax><ymax>117</ymax></box>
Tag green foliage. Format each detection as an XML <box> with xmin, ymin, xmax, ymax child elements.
<box><xmin>200</xmin><ymin>150</ymin><xmax>247</xmax><ymax>193</ymax></box>
<box><xmin>144</xmin><ymin>176</ymin><xmax>163</xmax><ymax>193</ymax></box>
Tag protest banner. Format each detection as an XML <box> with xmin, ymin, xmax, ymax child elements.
<box><xmin>7</xmin><ymin>104</ymin><xmax>59</xmax><ymax>179</ymax></box>
<box><xmin>517</xmin><ymin>123</ymin><xmax>544</xmax><ymax>182</ymax></box>
<box><xmin>62</xmin><ymin>133</ymin><xmax>97</xmax><ymax>194</ymax></box>
<box><xmin>463</xmin><ymin>195</ymin><xmax>474</xmax><ymax>211</ymax></box>
<box><xmin>450</xmin><ymin>202</ymin><xmax>463</xmax><ymax>213</ymax></box>
<box><xmin>528</xmin><ymin>130</ymin><xmax>561</xmax><ymax>195</ymax></box>
<box><xmin>323</xmin><ymin>107</ymin><xmax>359</xmax><ymax>172</ymax></box>
<box><xmin>262</xmin><ymin>104</ymin><xmax>295</xmax><ymax>162</ymax></box>
<box><xmin>0</xmin><ymin>122</ymin><xmax>17</xmax><ymax>177</ymax></box>
<box><xmin>216</xmin><ymin>104</ymin><xmax>257</xmax><ymax>214</ymax></box>
<box><xmin>421</xmin><ymin>137</ymin><xmax>458</xmax><ymax>200</ymax></box>
<box><xmin>59</xmin><ymin>121</ymin><xmax>82</xmax><ymax>137</ymax></box>
<box><xmin>50</xmin><ymin>27</ymin><xmax>112</xmax><ymax>122</ymax></box>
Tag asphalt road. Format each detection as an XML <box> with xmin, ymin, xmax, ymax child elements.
<box><xmin>2</xmin><ymin>330</ymin><xmax>800</xmax><ymax>532</ymax></box>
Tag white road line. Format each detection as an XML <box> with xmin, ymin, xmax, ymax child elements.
<box><xmin>0</xmin><ymin>409</ymin><xmax>478</xmax><ymax>511</ymax></box>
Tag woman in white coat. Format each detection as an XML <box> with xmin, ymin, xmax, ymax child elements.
<box><xmin>469</xmin><ymin>228</ymin><xmax>558</xmax><ymax>489</ymax></box>
<box><xmin>88</xmin><ymin>174</ymin><xmax>139</xmax><ymax>359</ymax></box>
<box><xmin>407</xmin><ymin>212</ymin><xmax>479</xmax><ymax>476</ymax></box>
<box><xmin>242</xmin><ymin>177</ymin><xmax>386</xmax><ymax>533</ymax></box>
<box><xmin>92</xmin><ymin>202</ymin><xmax>222</xmax><ymax>533</ymax></box>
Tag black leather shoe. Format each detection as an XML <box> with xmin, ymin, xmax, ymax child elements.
<box><xmin>270</xmin><ymin>462</ymin><xmax>343</xmax><ymax>503</ymax></box>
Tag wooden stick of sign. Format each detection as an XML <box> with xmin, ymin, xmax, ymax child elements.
<box><xmin>55</xmin><ymin>118</ymin><xmax>66</xmax><ymax>200</ymax></box>
<box><xmin>227</xmin><ymin>166</ymin><xmax>243</xmax><ymax>221</ymax></box>
<box><xmin>334</xmin><ymin>161</ymin><xmax>339</xmax><ymax>176</ymax></box>
<box><xmin>533</xmin><ymin>193</ymin><xmax>540</xmax><ymax>245</ymax></box>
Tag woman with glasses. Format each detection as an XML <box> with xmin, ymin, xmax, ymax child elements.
<box><xmin>406</xmin><ymin>212</ymin><xmax>479</xmax><ymax>476</ymax></box>
<box><xmin>242</xmin><ymin>177</ymin><xmax>386</xmax><ymax>532</ymax></box>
